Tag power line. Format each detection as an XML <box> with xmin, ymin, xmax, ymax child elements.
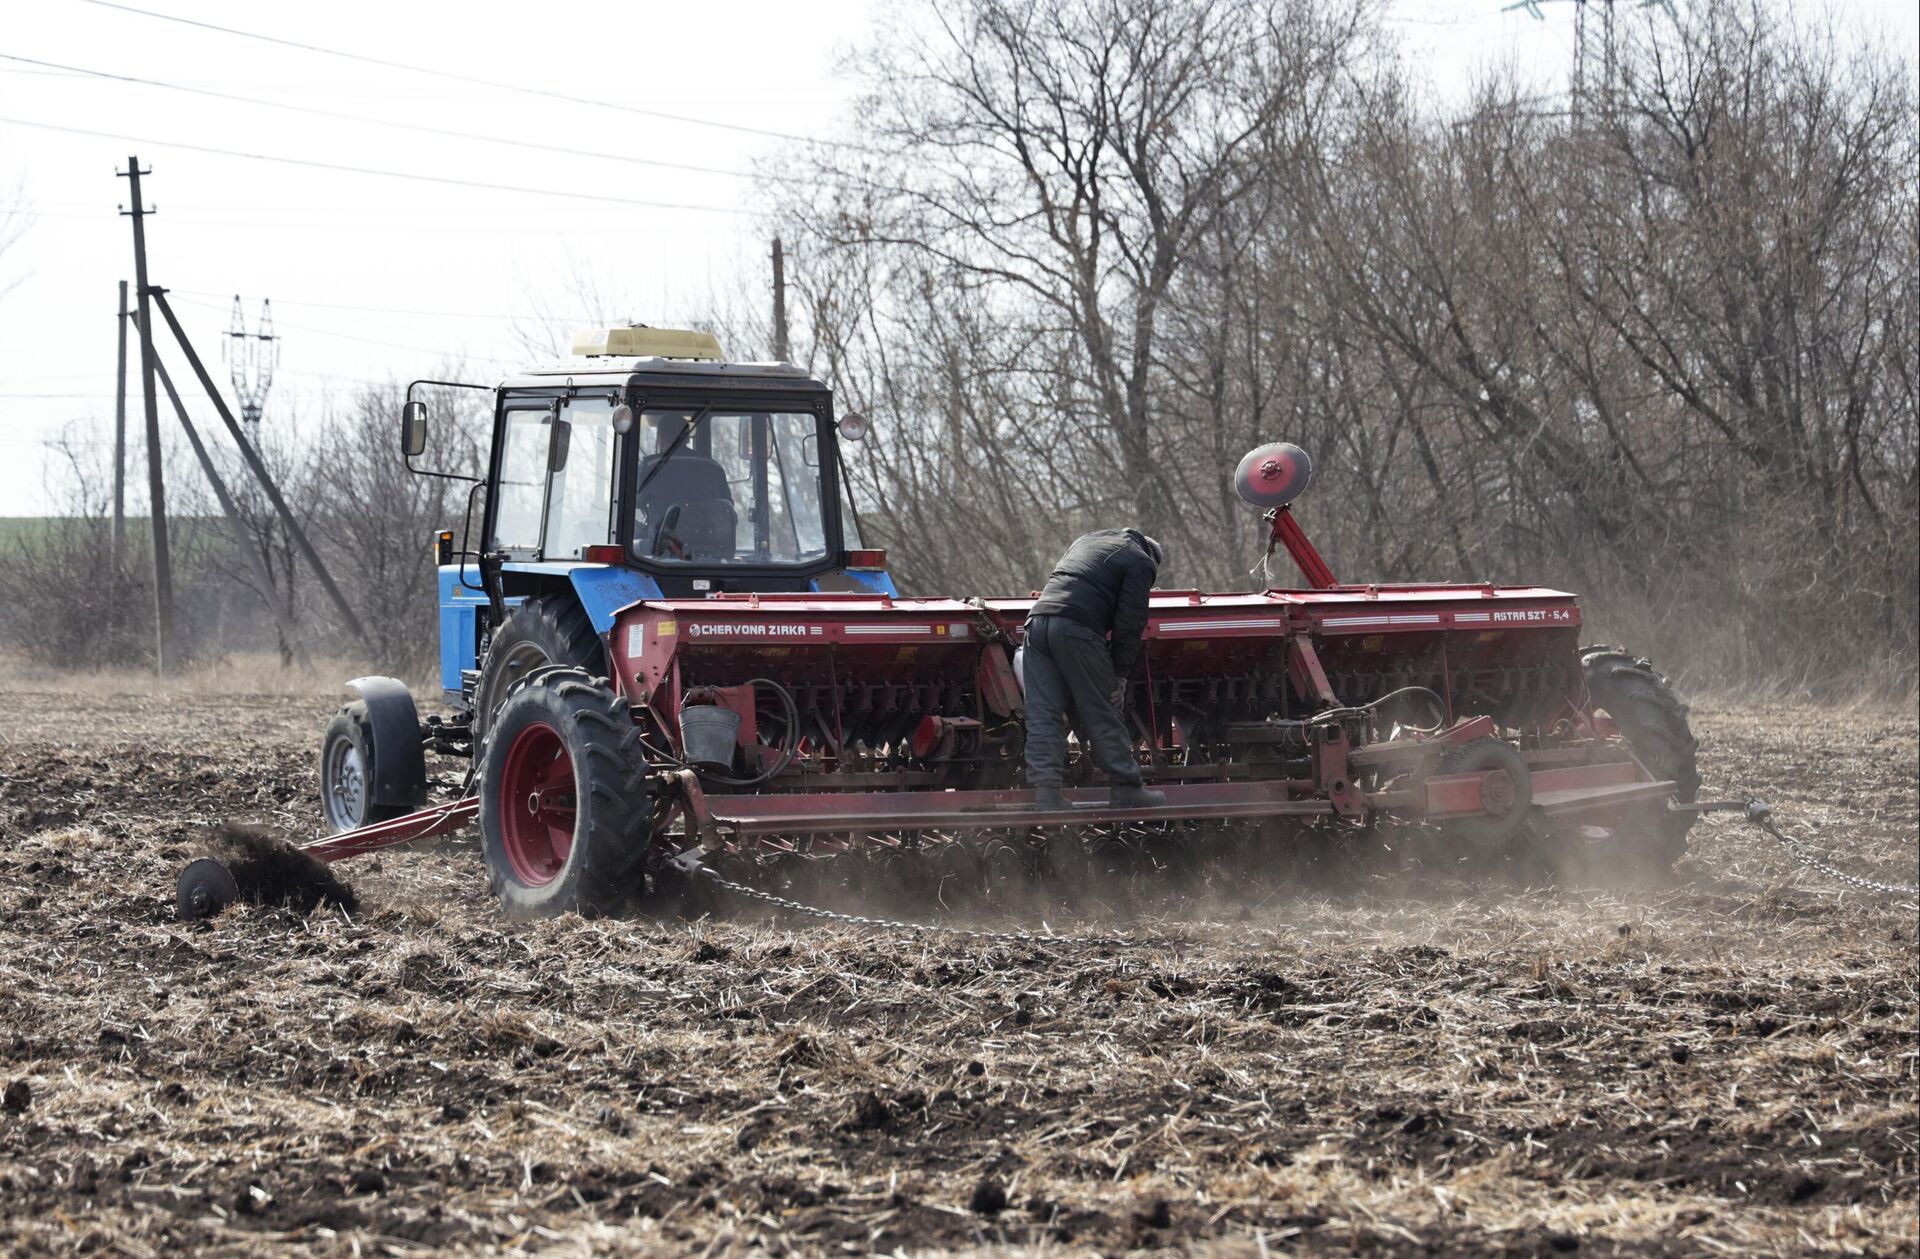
<box><xmin>76</xmin><ymin>0</ymin><xmax>872</xmax><ymax>152</ymax></box>
<box><xmin>169</xmin><ymin>294</ymin><xmax>471</xmax><ymax>356</ymax></box>
<box><xmin>0</xmin><ymin>53</ymin><xmax>793</xmax><ymax>183</ymax></box>
<box><xmin>0</xmin><ymin>63</ymin><xmax>843</xmax><ymax>104</ymax></box>
<box><xmin>0</xmin><ymin>388</ymin><xmax>368</xmax><ymax>399</ymax></box>
<box><xmin>171</xmin><ymin>288</ymin><xmax>540</xmax><ymax>320</ymax></box>
<box><xmin>0</xmin><ymin>116</ymin><xmax>754</xmax><ymax>213</ymax></box>
<box><xmin>4</xmin><ymin>197</ymin><xmax>739</xmax><ymax>216</ymax></box>
<box><xmin>16</xmin><ymin>207</ymin><xmax>730</xmax><ymax>236</ymax></box>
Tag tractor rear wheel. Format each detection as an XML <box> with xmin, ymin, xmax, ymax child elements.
<box><xmin>479</xmin><ymin>668</ymin><xmax>652</xmax><ymax>919</ymax></box>
<box><xmin>1574</xmin><ymin>647</ymin><xmax>1701</xmax><ymax>874</ymax></box>
<box><xmin>473</xmin><ymin>595</ymin><xmax>604</xmax><ymax>741</ymax></box>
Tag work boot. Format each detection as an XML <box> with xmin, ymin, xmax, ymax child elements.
<box><xmin>1110</xmin><ymin>783</ymin><xmax>1168</xmax><ymax>809</ymax></box>
<box><xmin>1033</xmin><ymin>786</ymin><xmax>1070</xmax><ymax>811</ymax></box>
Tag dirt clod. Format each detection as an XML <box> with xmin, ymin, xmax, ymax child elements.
<box><xmin>1136</xmin><ymin>1198</ymin><xmax>1172</xmax><ymax>1228</ymax></box>
<box><xmin>2</xmin><ymin>1080</ymin><xmax>28</xmax><ymax>1114</ymax></box>
<box><xmin>850</xmin><ymin>1091</ymin><xmax>892</xmax><ymax>1131</ymax></box>
<box><xmin>969</xmin><ymin>1178</ymin><xmax>1008</xmax><ymax>1215</ymax></box>
<box><xmin>347</xmin><ymin>1169</ymin><xmax>387</xmax><ymax>1195</ymax></box>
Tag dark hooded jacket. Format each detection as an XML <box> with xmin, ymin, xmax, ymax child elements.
<box><xmin>1026</xmin><ymin>528</ymin><xmax>1162</xmax><ymax>673</ymax></box>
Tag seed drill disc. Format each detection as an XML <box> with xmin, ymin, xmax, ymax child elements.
<box><xmin>176</xmin><ymin>857</ymin><xmax>240</xmax><ymax>921</ymax></box>
<box><xmin>1233</xmin><ymin>442</ymin><xmax>1313</xmax><ymax>508</ymax></box>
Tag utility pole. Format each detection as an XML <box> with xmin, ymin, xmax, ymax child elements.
<box><xmin>771</xmin><ymin>236</ymin><xmax>790</xmax><ymax>362</ymax></box>
<box><xmin>113</xmin><ymin>279</ymin><xmax>128</xmax><ymax>563</ymax></box>
<box><xmin>120</xmin><ymin>156</ymin><xmax>175</xmax><ymax>672</ymax></box>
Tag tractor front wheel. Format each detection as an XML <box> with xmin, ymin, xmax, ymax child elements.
<box><xmin>479</xmin><ymin>669</ymin><xmax>652</xmax><ymax>919</ymax></box>
<box><xmin>319</xmin><ymin>704</ymin><xmax>404</xmax><ymax>833</ymax></box>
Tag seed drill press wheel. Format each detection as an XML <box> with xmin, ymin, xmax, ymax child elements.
<box><xmin>1436</xmin><ymin>738</ymin><xmax>1533</xmax><ymax>857</ymax></box>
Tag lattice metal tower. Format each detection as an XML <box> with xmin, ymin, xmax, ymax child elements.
<box><xmin>1571</xmin><ymin>0</ymin><xmax>1621</xmax><ymax>118</ymax></box>
<box><xmin>224</xmin><ymin>295</ymin><xmax>279</xmax><ymax>429</ymax></box>
<box><xmin>1506</xmin><ymin>0</ymin><xmax>1676</xmax><ymax>121</ymax></box>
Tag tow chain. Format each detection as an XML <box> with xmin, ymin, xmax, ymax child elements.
<box><xmin>685</xmin><ymin>864</ymin><xmax>1166</xmax><ymax>948</ymax></box>
<box><xmin>1740</xmin><ymin>800</ymin><xmax>1919</xmax><ymax>899</ymax></box>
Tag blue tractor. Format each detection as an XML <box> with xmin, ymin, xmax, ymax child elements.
<box><xmin>318</xmin><ymin>326</ymin><xmax>895</xmax><ymax>832</ymax></box>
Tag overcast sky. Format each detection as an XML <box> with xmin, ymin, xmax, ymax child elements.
<box><xmin>2</xmin><ymin>0</ymin><xmax>1914</xmax><ymax>516</ymax></box>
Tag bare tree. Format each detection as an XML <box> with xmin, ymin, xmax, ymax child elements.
<box><xmin>761</xmin><ymin>0</ymin><xmax>1916</xmax><ymax>691</ymax></box>
<box><xmin>0</xmin><ymin>431</ymin><xmax>152</xmax><ymax>666</ymax></box>
<box><xmin>305</xmin><ymin>379</ymin><xmax>491</xmax><ymax>676</ymax></box>
<box><xmin>773</xmin><ymin>0</ymin><xmax>1376</xmax><ymax>584</ymax></box>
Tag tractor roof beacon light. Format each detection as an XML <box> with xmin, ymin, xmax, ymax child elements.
<box><xmin>572</xmin><ymin>326</ymin><xmax>725</xmax><ymax>360</ymax></box>
<box><xmin>1234</xmin><ymin>442</ymin><xmax>1313</xmax><ymax>509</ymax></box>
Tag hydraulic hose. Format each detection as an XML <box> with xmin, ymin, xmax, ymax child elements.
<box><xmin>1307</xmin><ymin>685</ymin><xmax>1448</xmax><ymax>734</ymax></box>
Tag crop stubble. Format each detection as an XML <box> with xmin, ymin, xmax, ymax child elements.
<box><xmin>0</xmin><ymin>679</ymin><xmax>1914</xmax><ymax>1257</ymax></box>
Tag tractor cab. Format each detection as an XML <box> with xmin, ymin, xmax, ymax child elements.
<box><xmin>400</xmin><ymin>327</ymin><xmax>892</xmax><ymax>717</ymax></box>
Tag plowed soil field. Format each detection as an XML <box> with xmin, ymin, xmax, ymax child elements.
<box><xmin>0</xmin><ymin>669</ymin><xmax>1914</xmax><ymax>1257</ymax></box>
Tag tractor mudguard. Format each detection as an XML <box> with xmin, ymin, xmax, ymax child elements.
<box><xmin>344</xmin><ymin>676</ymin><xmax>428</xmax><ymax>808</ymax></box>
<box><xmin>440</xmin><ymin>563</ymin><xmax>667</xmax><ymax>696</ymax></box>
<box><xmin>564</xmin><ymin>564</ymin><xmax>663</xmax><ymax>631</ymax></box>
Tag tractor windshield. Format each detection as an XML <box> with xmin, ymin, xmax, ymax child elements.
<box><xmin>632</xmin><ymin>408</ymin><xmax>830</xmax><ymax>565</ymax></box>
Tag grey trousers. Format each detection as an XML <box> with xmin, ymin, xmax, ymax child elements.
<box><xmin>1022</xmin><ymin>614</ymin><xmax>1142</xmax><ymax>788</ymax></box>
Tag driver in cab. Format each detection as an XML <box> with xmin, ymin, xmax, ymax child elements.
<box><xmin>635</xmin><ymin>413</ymin><xmax>736</xmax><ymax>560</ymax></box>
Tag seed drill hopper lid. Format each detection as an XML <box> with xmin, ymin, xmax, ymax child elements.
<box><xmin>1234</xmin><ymin>442</ymin><xmax>1313</xmax><ymax>508</ymax></box>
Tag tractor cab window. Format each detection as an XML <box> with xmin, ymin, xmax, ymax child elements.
<box><xmin>491</xmin><ymin>406</ymin><xmax>553</xmax><ymax>553</ymax></box>
<box><xmin>633</xmin><ymin>409</ymin><xmax>830</xmax><ymax>566</ymax></box>
<box><xmin>543</xmin><ymin>397</ymin><xmax>618</xmax><ymax>558</ymax></box>
<box><xmin>490</xmin><ymin>398</ymin><xmax>620</xmax><ymax>558</ymax></box>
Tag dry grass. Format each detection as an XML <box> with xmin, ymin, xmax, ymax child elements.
<box><xmin>0</xmin><ymin>680</ymin><xmax>1913</xmax><ymax>1257</ymax></box>
<box><xmin>0</xmin><ymin>652</ymin><xmax>432</xmax><ymax>702</ymax></box>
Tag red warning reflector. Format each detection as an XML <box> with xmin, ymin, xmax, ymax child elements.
<box><xmin>1234</xmin><ymin>442</ymin><xmax>1313</xmax><ymax>508</ymax></box>
<box><xmin>582</xmin><ymin>544</ymin><xmax>625</xmax><ymax>564</ymax></box>
<box><xmin>846</xmin><ymin>549</ymin><xmax>888</xmax><ymax>571</ymax></box>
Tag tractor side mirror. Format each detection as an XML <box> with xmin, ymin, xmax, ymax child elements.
<box><xmin>401</xmin><ymin>401</ymin><xmax>428</xmax><ymax>457</ymax></box>
<box><xmin>548</xmin><ymin>418</ymin><xmax>572</xmax><ymax>473</ymax></box>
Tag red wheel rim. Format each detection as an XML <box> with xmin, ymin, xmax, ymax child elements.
<box><xmin>498</xmin><ymin>720</ymin><xmax>576</xmax><ymax>887</ymax></box>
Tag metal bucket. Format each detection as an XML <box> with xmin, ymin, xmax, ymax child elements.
<box><xmin>679</xmin><ymin>703</ymin><xmax>742</xmax><ymax>772</ymax></box>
